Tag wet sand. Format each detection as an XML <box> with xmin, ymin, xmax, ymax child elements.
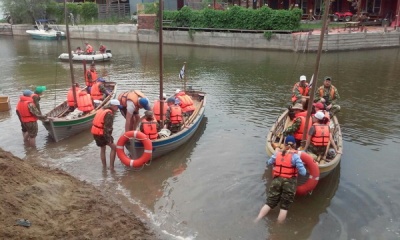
<box><xmin>0</xmin><ymin>148</ymin><xmax>157</xmax><ymax>239</ymax></box>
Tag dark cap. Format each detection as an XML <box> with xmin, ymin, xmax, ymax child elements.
<box><xmin>324</xmin><ymin>76</ymin><xmax>332</xmax><ymax>81</ymax></box>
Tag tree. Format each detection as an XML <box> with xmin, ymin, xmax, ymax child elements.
<box><xmin>0</xmin><ymin>0</ymin><xmax>55</xmax><ymax>24</ymax></box>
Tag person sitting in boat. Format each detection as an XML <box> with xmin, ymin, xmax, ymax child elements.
<box><xmin>152</xmin><ymin>93</ymin><xmax>168</xmax><ymax>124</ymax></box>
<box><xmin>283</xmin><ymin>103</ymin><xmax>311</xmax><ymax>147</ymax></box>
<box><xmin>75</xmin><ymin>47</ymin><xmax>84</xmax><ymax>55</ymax></box>
<box><xmin>99</xmin><ymin>44</ymin><xmax>106</xmax><ymax>54</ymax></box>
<box><xmin>91</xmin><ymin>99</ymin><xmax>121</xmax><ymax>171</ymax></box>
<box><xmin>90</xmin><ymin>78</ymin><xmax>110</xmax><ymax>101</ymax></box>
<box><xmin>117</xmin><ymin>90</ymin><xmax>151</xmax><ymax>132</ymax></box>
<box><xmin>165</xmin><ymin>97</ymin><xmax>183</xmax><ymax>133</ymax></box>
<box><xmin>77</xmin><ymin>89</ymin><xmax>94</xmax><ymax>114</ymax></box>
<box><xmin>140</xmin><ymin>110</ymin><xmax>160</xmax><ymax>140</ymax></box>
<box><xmin>254</xmin><ymin>135</ymin><xmax>306</xmax><ymax>224</ymax></box>
<box><xmin>304</xmin><ymin>111</ymin><xmax>341</xmax><ymax>158</ymax></box>
<box><xmin>85</xmin><ymin>63</ymin><xmax>98</xmax><ymax>94</ymax></box>
<box><xmin>84</xmin><ymin>42</ymin><xmax>94</xmax><ymax>55</ymax></box>
<box><xmin>32</xmin><ymin>86</ymin><xmax>46</xmax><ymax>115</ymax></box>
<box><xmin>291</xmin><ymin>75</ymin><xmax>309</xmax><ymax>107</ymax></box>
<box><xmin>314</xmin><ymin>76</ymin><xmax>340</xmax><ymax>117</ymax></box>
<box><xmin>312</xmin><ymin>102</ymin><xmax>330</xmax><ymax>123</ymax></box>
<box><xmin>175</xmin><ymin>89</ymin><xmax>195</xmax><ymax>117</ymax></box>
<box><xmin>67</xmin><ymin>83</ymin><xmax>81</xmax><ymax>111</ymax></box>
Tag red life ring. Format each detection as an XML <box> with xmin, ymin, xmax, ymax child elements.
<box><xmin>296</xmin><ymin>151</ymin><xmax>320</xmax><ymax>195</ymax></box>
<box><xmin>116</xmin><ymin>130</ymin><xmax>153</xmax><ymax>168</ymax></box>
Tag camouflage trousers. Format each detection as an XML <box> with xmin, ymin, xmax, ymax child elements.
<box><xmin>169</xmin><ymin>123</ymin><xmax>182</xmax><ymax>133</ymax></box>
<box><xmin>329</xmin><ymin>104</ymin><xmax>341</xmax><ymax>116</ymax></box>
<box><xmin>266</xmin><ymin>177</ymin><xmax>297</xmax><ymax>210</ymax></box>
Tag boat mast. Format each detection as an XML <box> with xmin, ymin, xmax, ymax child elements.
<box><xmin>158</xmin><ymin>0</ymin><xmax>164</xmax><ymax>122</ymax></box>
<box><xmin>301</xmin><ymin>0</ymin><xmax>331</xmax><ymax>147</ymax></box>
<box><xmin>64</xmin><ymin>0</ymin><xmax>78</xmax><ymax>107</ymax></box>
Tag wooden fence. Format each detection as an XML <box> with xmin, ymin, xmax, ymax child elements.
<box><xmin>98</xmin><ymin>3</ymin><xmax>131</xmax><ymax>19</ymax></box>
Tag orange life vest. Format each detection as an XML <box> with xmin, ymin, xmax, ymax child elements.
<box><xmin>85</xmin><ymin>70</ymin><xmax>98</xmax><ymax>87</ymax></box>
<box><xmin>91</xmin><ymin>108</ymin><xmax>112</xmax><ymax>135</ymax></box>
<box><xmin>99</xmin><ymin>45</ymin><xmax>106</xmax><ymax>54</ymax></box>
<box><xmin>85</xmin><ymin>44</ymin><xmax>93</xmax><ymax>54</ymax></box>
<box><xmin>176</xmin><ymin>92</ymin><xmax>195</xmax><ymax>113</ymax></box>
<box><xmin>152</xmin><ymin>100</ymin><xmax>168</xmax><ymax>121</ymax></box>
<box><xmin>311</xmin><ymin>124</ymin><xmax>330</xmax><ymax>146</ymax></box>
<box><xmin>272</xmin><ymin>150</ymin><xmax>298</xmax><ymax>178</ymax></box>
<box><xmin>77</xmin><ymin>91</ymin><xmax>94</xmax><ymax>112</ymax></box>
<box><xmin>293</xmin><ymin>116</ymin><xmax>312</xmax><ymax>141</ymax></box>
<box><xmin>67</xmin><ymin>87</ymin><xmax>81</xmax><ymax>107</ymax></box>
<box><xmin>16</xmin><ymin>96</ymin><xmax>37</xmax><ymax>122</ymax></box>
<box><xmin>291</xmin><ymin>82</ymin><xmax>309</xmax><ymax>102</ymax></box>
<box><xmin>318</xmin><ymin>86</ymin><xmax>335</xmax><ymax>100</ymax></box>
<box><xmin>141</xmin><ymin>119</ymin><xmax>158</xmax><ymax>140</ymax></box>
<box><xmin>169</xmin><ymin>105</ymin><xmax>183</xmax><ymax>124</ymax></box>
<box><xmin>118</xmin><ymin>90</ymin><xmax>145</xmax><ymax>108</ymax></box>
<box><xmin>90</xmin><ymin>82</ymin><xmax>103</xmax><ymax>100</ymax></box>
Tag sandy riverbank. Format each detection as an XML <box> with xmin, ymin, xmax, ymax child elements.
<box><xmin>0</xmin><ymin>148</ymin><xmax>157</xmax><ymax>239</ymax></box>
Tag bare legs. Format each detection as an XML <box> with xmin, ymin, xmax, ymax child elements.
<box><xmin>254</xmin><ymin>204</ymin><xmax>288</xmax><ymax>224</ymax></box>
<box><xmin>100</xmin><ymin>143</ymin><xmax>117</xmax><ymax>170</ymax></box>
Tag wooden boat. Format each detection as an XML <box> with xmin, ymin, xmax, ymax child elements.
<box><xmin>0</xmin><ymin>96</ymin><xmax>11</xmax><ymax>112</ymax></box>
<box><xmin>58</xmin><ymin>51</ymin><xmax>112</xmax><ymax>62</ymax></box>
<box><xmin>42</xmin><ymin>82</ymin><xmax>117</xmax><ymax>142</ymax></box>
<box><xmin>266</xmin><ymin>109</ymin><xmax>343</xmax><ymax>179</ymax></box>
<box><xmin>26</xmin><ymin>19</ymin><xmax>66</xmax><ymax>40</ymax></box>
<box><xmin>41</xmin><ymin>2</ymin><xmax>117</xmax><ymax>142</ymax></box>
<box><xmin>116</xmin><ymin>1</ymin><xmax>206</xmax><ymax>168</ymax></box>
<box><xmin>265</xmin><ymin>0</ymin><xmax>343</xmax><ymax>180</ymax></box>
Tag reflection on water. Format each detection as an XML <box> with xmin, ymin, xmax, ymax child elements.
<box><xmin>1</xmin><ymin>37</ymin><xmax>400</xmax><ymax>239</ymax></box>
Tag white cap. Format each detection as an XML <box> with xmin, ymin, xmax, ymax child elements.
<box><xmin>314</xmin><ymin>111</ymin><xmax>325</xmax><ymax>120</ymax></box>
<box><xmin>175</xmin><ymin>89</ymin><xmax>181</xmax><ymax>94</ymax></box>
<box><xmin>300</xmin><ymin>75</ymin><xmax>306</xmax><ymax>81</ymax></box>
<box><xmin>110</xmin><ymin>99</ymin><xmax>120</xmax><ymax>106</ymax></box>
<box><xmin>160</xmin><ymin>93</ymin><xmax>167</xmax><ymax>99</ymax></box>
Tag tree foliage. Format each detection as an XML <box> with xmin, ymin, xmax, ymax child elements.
<box><xmin>1</xmin><ymin>0</ymin><xmax>54</xmax><ymax>24</ymax></box>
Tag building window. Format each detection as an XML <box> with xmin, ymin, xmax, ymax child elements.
<box><xmin>365</xmin><ymin>0</ymin><xmax>381</xmax><ymax>14</ymax></box>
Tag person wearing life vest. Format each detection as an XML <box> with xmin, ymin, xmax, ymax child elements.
<box><xmin>175</xmin><ymin>89</ymin><xmax>195</xmax><ymax>116</ymax></box>
<box><xmin>254</xmin><ymin>135</ymin><xmax>306</xmax><ymax>224</ymax></box>
<box><xmin>90</xmin><ymin>78</ymin><xmax>110</xmax><ymax>101</ymax></box>
<box><xmin>152</xmin><ymin>93</ymin><xmax>168</xmax><ymax>123</ymax></box>
<box><xmin>91</xmin><ymin>99</ymin><xmax>121</xmax><ymax>171</ymax></box>
<box><xmin>140</xmin><ymin>110</ymin><xmax>160</xmax><ymax>140</ymax></box>
<box><xmin>99</xmin><ymin>44</ymin><xmax>106</xmax><ymax>54</ymax></box>
<box><xmin>304</xmin><ymin>111</ymin><xmax>341</xmax><ymax>157</ymax></box>
<box><xmin>312</xmin><ymin>102</ymin><xmax>330</xmax><ymax>123</ymax></box>
<box><xmin>84</xmin><ymin>41</ymin><xmax>93</xmax><ymax>55</ymax></box>
<box><xmin>117</xmin><ymin>90</ymin><xmax>151</xmax><ymax>132</ymax></box>
<box><xmin>314</xmin><ymin>76</ymin><xmax>340</xmax><ymax>117</ymax></box>
<box><xmin>16</xmin><ymin>90</ymin><xmax>47</xmax><ymax>147</ymax></box>
<box><xmin>283</xmin><ymin>103</ymin><xmax>311</xmax><ymax>147</ymax></box>
<box><xmin>67</xmin><ymin>83</ymin><xmax>81</xmax><ymax>111</ymax></box>
<box><xmin>85</xmin><ymin>63</ymin><xmax>98</xmax><ymax>93</ymax></box>
<box><xmin>32</xmin><ymin>85</ymin><xmax>46</xmax><ymax>115</ymax></box>
<box><xmin>291</xmin><ymin>75</ymin><xmax>309</xmax><ymax>106</ymax></box>
<box><xmin>165</xmin><ymin>97</ymin><xmax>183</xmax><ymax>133</ymax></box>
<box><xmin>77</xmin><ymin>89</ymin><xmax>94</xmax><ymax>113</ymax></box>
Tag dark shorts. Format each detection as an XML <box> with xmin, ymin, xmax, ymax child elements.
<box><xmin>266</xmin><ymin>177</ymin><xmax>297</xmax><ymax>210</ymax></box>
<box><xmin>119</xmin><ymin>108</ymin><xmax>139</xmax><ymax>119</ymax></box>
<box><xmin>169</xmin><ymin>123</ymin><xmax>182</xmax><ymax>133</ymax></box>
<box><xmin>25</xmin><ymin>121</ymin><xmax>38</xmax><ymax>138</ymax></box>
<box><xmin>16</xmin><ymin>110</ymin><xmax>27</xmax><ymax>133</ymax></box>
<box><xmin>93</xmin><ymin>135</ymin><xmax>113</xmax><ymax>147</ymax></box>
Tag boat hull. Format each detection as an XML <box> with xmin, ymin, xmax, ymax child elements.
<box><xmin>266</xmin><ymin>109</ymin><xmax>343</xmax><ymax>179</ymax></box>
<box><xmin>41</xmin><ymin>82</ymin><xmax>117</xmax><ymax>142</ymax></box>
<box><xmin>26</xmin><ymin>30</ymin><xmax>66</xmax><ymax>40</ymax></box>
<box><xmin>58</xmin><ymin>52</ymin><xmax>112</xmax><ymax>62</ymax></box>
<box><xmin>130</xmin><ymin>91</ymin><xmax>206</xmax><ymax>159</ymax></box>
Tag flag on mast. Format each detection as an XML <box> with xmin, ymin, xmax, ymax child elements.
<box><xmin>179</xmin><ymin>64</ymin><xmax>185</xmax><ymax>80</ymax></box>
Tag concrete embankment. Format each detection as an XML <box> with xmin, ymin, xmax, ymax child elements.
<box><xmin>3</xmin><ymin>23</ymin><xmax>400</xmax><ymax>52</ymax></box>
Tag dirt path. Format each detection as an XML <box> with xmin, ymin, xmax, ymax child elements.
<box><xmin>0</xmin><ymin>148</ymin><xmax>157</xmax><ymax>239</ymax></box>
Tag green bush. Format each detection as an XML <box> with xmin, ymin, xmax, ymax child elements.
<box><xmin>162</xmin><ymin>6</ymin><xmax>301</xmax><ymax>31</ymax></box>
<box><xmin>80</xmin><ymin>2</ymin><xmax>98</xmax><ymax>23</ymax></box>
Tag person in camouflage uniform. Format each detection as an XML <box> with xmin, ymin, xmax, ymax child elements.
<box><xmin>283</xmin><ymin>103</ymin><xmax>308</xmax><ymax>147</ymax></box>
<box><xmin>254</xmin><ymin>136</ymin><xmax>306</xmax><ymax>224</ymax></box>
<box><xmin>314</xmin><ymin>76</ymin><xmax>340</xmax><ymax>116</ymax></box>
<box><xmin>91</xmin><ymin>99</ymin><xmax>120</xmax><ymax>171</ymax></box>
<box><xmin>16</xmin><ymin>90</ymin><xmax>47</xmax><ymax>147</ymax></box>
<box><xmin>32</xmin><ymin>86</ymin><xmax>46</xmax><ymax>115</ymax></box>
<box><xmin>291</xmin><ymin>75</ymin><xmax>310</xmax><ymax>105</ymax></box>
<box><xmin>165</xmin><ymin>97</ymin><xmax>183</xmax><ymax>133</ymax></box>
